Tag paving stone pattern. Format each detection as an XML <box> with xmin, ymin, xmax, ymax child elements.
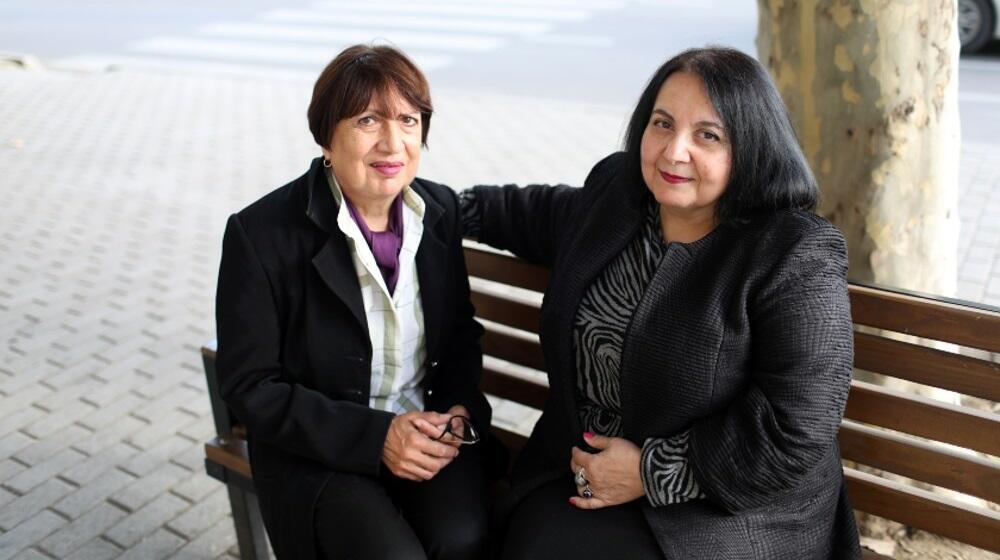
<box><xmin>0</xmin><ymin>66</ymin><xmax>996</xmax><ymax>559</ymax></box>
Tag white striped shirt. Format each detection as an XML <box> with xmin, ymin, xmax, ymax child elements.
<box><xmin>327</xmin><ymin>170</ymin><xmax>427</xmax><ymax>414</ymax></box>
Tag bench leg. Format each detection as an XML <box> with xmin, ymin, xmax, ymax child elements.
<box><xmin>227</xmin><ymin>485</ymin><xmax>270</xmax><ymax>560</ymax></box>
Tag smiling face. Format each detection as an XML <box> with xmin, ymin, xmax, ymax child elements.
<box><xmin>322</xmin><ymin>90</ymin><xmax>422</xmax><ymax>207</ymax></box>
<box><xmin>640</xmin><ymin>71</ymin><xmax>732</xmax><ymax>224</ymax></box>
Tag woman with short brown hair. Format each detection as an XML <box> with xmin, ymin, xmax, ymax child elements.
<box><xmin>215</xmin><ymin>44</ymin><xmax>490</xmax><ymax>560</ymax></box>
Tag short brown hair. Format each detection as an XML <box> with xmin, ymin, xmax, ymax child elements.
<box><xmin>308</xmin><ymin>44</ymin><xmax>433</xmax><ymax>149</ymax></box>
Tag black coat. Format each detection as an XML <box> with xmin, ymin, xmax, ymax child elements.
<box><xmin>474</xmin><ymin>152</ymin><xmax>861</xmax><ymax>559</ymax></box>
<box><xmin>215</xmin><ymin>157</ymin><xmax>490</xmax><ymax>560</ymax></box>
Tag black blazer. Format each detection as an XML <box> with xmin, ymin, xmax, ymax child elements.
<box><xmin>474</xmin><ymin>152</ymin><xmax>861</xmax><ymax>559</ymax></box>
<box><xmin>215</xmin><ymin>157</ymin><xmax>489</xmax><ymax>560</ymax></box>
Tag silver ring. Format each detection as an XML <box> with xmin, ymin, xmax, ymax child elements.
<box><xmin>574</xmin><ymin>467</ymin><xmax>588</xmax><ymax>487</ymax></box>
<box><xmin>582</xmin><ymin>484</ymin><xmax>594</xmax><ymax>499</ymax></box>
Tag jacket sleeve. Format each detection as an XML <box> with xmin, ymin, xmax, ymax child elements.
<box><xmin>427</xmin><ymin>189</ymin><xmax>491</xmax><ymax>435</ymax></box>
<box><xmin>215</xmin><ymin>213</ymin><xmax>394</xmax><ymax>476</ymax></box>
<box><xmin>469</xmin><ymin>152</ymin><xmax>622</xmax><ymax>267</ymax></box>
<box><xmin>688</xmin><ymin>223</ymin><xmax>853</xmax><ymax>512</ymax></box>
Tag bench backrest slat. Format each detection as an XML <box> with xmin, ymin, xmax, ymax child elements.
<box><xmin>844</xmin><ymin>380</ymin><xmax>1000</xmax><ymax>457</ymax></box>
<box><xmin>844</xmin><ymin>468</ymin><xmax>1000</xmax><ymax>553</ymax></box>
<box><xmin>482</xmin><ymin>329</ymin><xmax>545</xmax><ymax>372</ymax></box>
<box><xmin>854</xmin><ymin>331</ymin><xmax>1000</xmax><ymax>401</ymax></box>
<box><xmin>849</xmin><ymin>284</ymin><xmax>1000</xmax><ymax>353</ymax></box>
<box><xmin>839</xmin><ymin>420</ymin><xmax>1000</xmax><ymax>503</ymax></box>
<box><xmin>464</xmin><ymin>241</ymin><xmax>550</xmax><ymax>292</ymax></box>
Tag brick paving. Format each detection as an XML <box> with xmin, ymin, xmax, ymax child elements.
<box><xmin>0</xmin><ymin>63</ymin><xmax>996</xmax><ymax>559</ymax></box>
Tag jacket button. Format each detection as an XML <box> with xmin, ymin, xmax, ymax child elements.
<box><xmin>429</xmin><ymin>361</ymin><xmax>440</xmax><ymax>369</ymax></box>
<box><xmin>426</xmin><ymin>389</ymin><xmax>435</xmax><ymax>396</ymax></box>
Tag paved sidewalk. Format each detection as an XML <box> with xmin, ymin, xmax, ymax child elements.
<box><xmin>0</xmin><ymin>65</ymin><xmax>996</xmax><ymax>560</ymax></box>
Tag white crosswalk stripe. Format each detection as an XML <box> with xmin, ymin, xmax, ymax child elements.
<box><xmin>48</xmin><ymin>1</ymin><xmax>620</xmax><ymax>78</ymax></box>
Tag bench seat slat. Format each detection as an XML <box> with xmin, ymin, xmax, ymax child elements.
<box><xmin>844</xmin><ymin>468</ymin><xmax>1000</xmax><ymax>554</ymax></box>
<box><xmin>844</xmin><ymin>381</ymin><xmax>1000</xmax><ymax>457</ymax></box>
<box><xmin>854</xmin><ymin>331</ymin><xmax>1000</xmax><ymax>401</ymax></box>
<box><xmin>838</xmin><ymin>421</ymin><xmax>1000</xmax><ymax>503</ymax></box>
<box><xmin>849</xmin><ymin>285</ymin><xmax>1000</xmax><ymax>353</ymax></box>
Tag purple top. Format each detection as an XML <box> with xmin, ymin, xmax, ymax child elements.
<box><xmin>344</xmin><ymin>194</ymin><xmax>404</xmax><ymax>294</ymax></box>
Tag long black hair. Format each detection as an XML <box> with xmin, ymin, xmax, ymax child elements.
<box><xmin>623</xmin><ymin>47</ymin><xmax>818</xmax><ymax>224</ymax></box>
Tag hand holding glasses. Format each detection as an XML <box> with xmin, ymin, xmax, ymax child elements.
<box><xmin>432</xmin><ymin>415</ymin><xmax>480</xmax><ymax>446</ymax></box>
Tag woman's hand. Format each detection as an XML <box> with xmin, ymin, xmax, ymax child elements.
<box><xmin>568</xmin><ymin>432</ymin><xmax>645</xmax><ymax>509</ymax></box>
<box><xmin>416</xmin><ymin>404</ymin><xmax>472</xmax><ymax>448</ymax></box>
<box><xmin>382</xmin><ymin>411</ymin><xmax>459</xmax><ymax>481</ymax></box>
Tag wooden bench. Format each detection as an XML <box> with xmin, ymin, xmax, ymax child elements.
<box><xmin>203</xmin><ymin>243</ymin><xmax>1000</xmax><ymax>559</ymax></box>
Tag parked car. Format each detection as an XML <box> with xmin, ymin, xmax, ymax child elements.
<box><xmin>960</xmin><ymin>0</ymin><xmax>999</xmax><ymax>52</ymax></box>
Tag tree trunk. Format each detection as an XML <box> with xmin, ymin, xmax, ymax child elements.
<box><xmin>756</xmin><ymin>0</ymin><xmax>960</xmax><ymax>298</ymax></box>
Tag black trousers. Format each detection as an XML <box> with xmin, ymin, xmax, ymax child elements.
<box><xmin>314</xmin><ymin>446</ymin><xmax>487</xmax><ymax>560</ymax></box>
<box><xmin>501</xmin><ymin>477</ymin><xmax>663</xmax><ymax>559</ymax></box>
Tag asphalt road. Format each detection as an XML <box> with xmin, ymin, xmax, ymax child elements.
<box><xmin>1</xmin><ymin>0</ymin><xmax>997</xmax><ymax>142</ymax></box>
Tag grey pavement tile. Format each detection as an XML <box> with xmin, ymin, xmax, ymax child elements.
<box><xmin>33</xmin><ymin>376</ymin><xmax>105</xmax><ymax>413</ymax></box>
<box><xmin>0</xmin><ymin>486</ymin><xmax>17</xmax><ymax>510</ymax></box>
<box><xmin>119</xmin><ymin>435</ymin><xmax>195</xmax><ymax>478</ymax></box>
<box><xmin>23</xmin><ymin>401</ymin><xmax>97</xmax><ymax>440</ymax></box>
<box><xmin>60</xmin><ymin>443</ymin><xmax>139</xmax><ymax>487</ymax></box>
<box><xmin>170</xmin><ymin>471</ymin><xmax>221</xmax><ymax>504</ymax></box>
<box><xmin>104</xmin><ymin>492</ymin><xmax>189</xmax><ymax>549</ymax></box>
<box><xmin>52</xmin><ymin>469</ymin><xmax>137</xmax><ymax>520</ymax></box>
<box><xmin>0</xmin><ymin>510</ymin><xmax>66</xmax><ymax>560</ymax></box>
<box><xmin>0</xmin><ymin>407</ymin><xmax>46</xmax><ymax>441</ymax></box>
<box><xmin>129</xmin><ymin>386</ymin><xmax>205</xmax><ymax>424</ymax></box>
<box><xmin>62</xmin><ymin>538</ymin><xmax>122</xmax><ymax>560</ymax></box>
<box><xmin>71</xmin><ymin>415</ymin><xmax>147</xmax><ymax>457</ymax></box>
<box><xmin>75</xmin><ymin>393</ymin><xmax>148</xmax><ymax>432</ymax></box>
<box><xmin>176</xmin><ymin>418</ymin><xmax>213</xmax><ymax>444</ymax></box>
<box><xmin>8</xmin><ymin>548</ymin><xmax>52</xmax><ymax>560</ymax></box>
<box><xmin>958</xmin><ymin>260</ymin><xmax>991</xmax><ymax>283</ymax></box>
<box><xmin>116</xmin><ymin>528</ymin><xmax>186</xmax><ymax>560</ymax></box>
<box><xmin>14</xmin><ymin>425</ymin><xmax>91</xmax><ymax>467</ymax></box>
<box><xmin>109</xmin><ymin>462</ymin><xmax>189</xmax><ymax>513</ymax></box>
<box><xmin>168</xmin><ymin>516</ymin><xmax>240</xmax><ymax>560</ymax></box>
<box><xmin>0</xmin><ymin>478</ymin><xmax>75</xmax><ymax>532</ymax></box>
<box><xmin>38</xmin><ymin>502</ymin><xmax>126</xmax><ymax>559</ymax></box>
<box><xmin>166</xmin><ymin>487</ymin><xmax>229</xmax><ymax>540</ymax></box>
<box><xmin>0</xmin><ymin>432</ymin><xmax>35</xmax><ymax>461</ymax></box>
<box><xmin>4</xmin><ymin>447</ymin><xmax>87</xmax><ymax>495</ymax></box>
<box><xmin>126</xmin><ymin>410</ymin><xmax>201</xmax><ymax>451</ymax></box>
<box><xmin>0</xmin><ymin>385</ymin><xmax>53</xmax><ymax>417</ymax></box>
<box><xmin>0</xmin><ymin>458</ymin><xmax>28</xmax><ymax>486</ymax></box>
<box><xmin>168</xmin><ymin>440</ymin><xmax>206</xmax><ymax>473</ymax></box>
<box><xmin>75</xmin><ymin>371</ymin><xmax>148</xmax><ymax>410</ymax></box>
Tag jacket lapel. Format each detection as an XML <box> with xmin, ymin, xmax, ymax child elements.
<box><xmin>412</xmin><ymin>180</ymin><xmax>446</xmax><ymax>360</ymax></box>
<box><xmin>304</xmin><ymin>158</ymin><xmax>368</xmax><ymax>335</ymax></box>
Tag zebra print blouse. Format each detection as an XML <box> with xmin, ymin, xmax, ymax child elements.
<box><xmin>572</xmin><ymin>199</ymin><xmax>704</xmax><ymax>507</ymax></box>
<box><xmin>460</xmin><ymin>189</ymin><xmax>704</xmax><ymax>506</ymax></box>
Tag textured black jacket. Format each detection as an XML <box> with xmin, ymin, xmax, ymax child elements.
<box><xmin>215</xmin><ymin>157</ymin><xmax>489</xmax><ymax>559</ymax></box>
<box><xmin>474</xmin><ymin>152</ymin><xmax>861</xmax><ymax>559</ymax></box>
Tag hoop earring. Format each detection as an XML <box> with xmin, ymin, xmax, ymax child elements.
<box><xmin>323</xmin><ymin>158</ymin><xmax>332</xmax><ymax>168</ymax></box>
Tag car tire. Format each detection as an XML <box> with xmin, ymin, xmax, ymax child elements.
<box><xmin>959</xmin><ymin>0</ymin><xmax>996</xmax><ymax>53</ymax></box>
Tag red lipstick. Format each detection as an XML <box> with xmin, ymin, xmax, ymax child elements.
<box><xmin>660</xmin><ymin>171</ymin><xmax>692</xmax><ymax>184</ymax></box>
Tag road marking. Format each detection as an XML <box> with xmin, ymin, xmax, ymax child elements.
<box><xmin>259</xmin><ymin>10</ymin><xmax>553</xmax><ymax>35</ymax></box>
<box><xmin>128</xmin><ymin>37</ymin><xmax>454</xmax><ymax>70</ymax></box>
<box><xmin>523</xmin><ymin>33</ymin><xmax>613</xmax><ymax>48</ymax></box>
<box><xmin>310</xmin><ymin>1</ymin><xmax>593</xmax><ymax>21</ymax></box>
<box><xmin>49</xmin><ymin>54</ymin><xmax>318</xmax><ymax>81</ymax></box>
<box><xmin>198</xmin><ymin>22</ymin><xmax>506</xmax><ymax>52</ymax></box>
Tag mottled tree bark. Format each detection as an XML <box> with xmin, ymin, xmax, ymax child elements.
<box><xmin>757</xmin><ymin>0</ymin><xmax>960</xmax><ymax>297</ymax></box>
